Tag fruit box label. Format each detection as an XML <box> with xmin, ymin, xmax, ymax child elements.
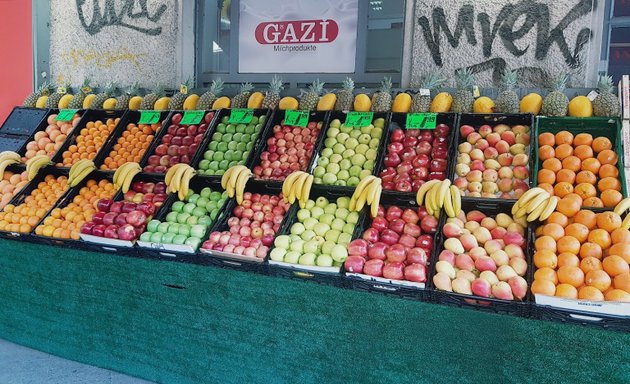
<box><xmin>406</xmin><ymin>113</ymin><xmax>437</xmax><ymax>129</ymax></box>
<box><xmin>284</xmin><ymin>110</ymin><xmax>309</xmax><ymax>127</ymax></box>
<box><xmin>345</xmin><ymin>112</ymin><xmax>373</xmax><ymax>128</ymax></box>
<box><xmin>56</xmin><ymin>109</ymin><xmax>79</xmax><ymax>122</ymax></box>
<box><xmin>180</xmin><ymin>110</ymin><xmax>204</xmax><ymax>125</ymax></box>
<box><xmin>535</xmin><ymin>294</ymin><xmax>630</xmax><ymax>317</ymax></box>
<box><xmin>228</xmin><ymin>109</ymin><xmax>254</xmax><ymax>124</ymax></box>
<box><xmin>138</xmin><ymin>111</ymin><xmax>161</xmax><ymax>125</ymax></box>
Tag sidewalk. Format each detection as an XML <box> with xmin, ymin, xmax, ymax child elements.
<box><xmin>0</xmin><ymin>339</ymin><xmax>153</xmax><ymax>384</ymax></box>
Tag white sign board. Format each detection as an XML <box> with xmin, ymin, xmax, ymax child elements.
<box><xmin>238</xmin><ymin>0</ymin><xmax>358</xmax><ymax>73</ymax></box>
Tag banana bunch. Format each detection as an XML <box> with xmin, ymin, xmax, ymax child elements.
<box><xmin>416</xmin><ymin>179</ymin><xmax>460</xmax><ymax>219</ymax></box>
<box><xmin>282</xmin><ymin>171</ymin><xmax>314</xmax><ymax>209</ymax></box>
<box><xmin>511</xmin><ymin>187</ymin><xmax>558</xmax><ymax>222</ymax></box>
<box><xmin>166</xmin><ymin>164</ymin><xmax>196</xmax><ymax>200</ymax></box>
<box><xmin>349</xmin><ymin>176</ymin><xmax>382</xmax><ymax>218</ymax></box>
<box><xmin>613</xmin><ymin>198</ymin><xmax>630</xmax><ymax>230</ymax></box>
<box><xmin>113</xmin><ymin>162</ymin><xmax>141</xmax><ymax>193</ymax></box>
<box><xmin>221</xmin><ymin>165</ymin><xmax>253</xmax><ymax>204</ymax></box>
<box><xmin>68</xmin><ymin>159</ymin><xmax>96</xmax><ymax>187</ymax></box>
<box><xmin>0</xmin><ymin>151</ymin><xmax>22</xmax><ymax>177</ymax></box>
<box><xmin>26</xmin><ymin>154</ymin><xmax>52</xmax><ymax>181</ymax></box>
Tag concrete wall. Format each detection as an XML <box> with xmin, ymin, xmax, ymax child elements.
<box><xmin>49</xmin><ymin>0</ymin><xmax>182</xmax><ymax>89</ymax></box>
<box><xmin>408</xmin><ymin>0</ymin><xmax>604</xmax><ymax>88</ymax></box>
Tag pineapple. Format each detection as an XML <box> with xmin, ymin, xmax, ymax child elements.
<box><xmin>68</xmin><ymin>79</ymin><xmax>92</xmax><ymax>109</ymax></box>
<box><xmin>452</xmin><ymin>68</ymin><xmax>474</xmax><ymax>113</ymax></box>
<box><xmin>411</xmin><ymin>72</ymin><xmax>446</xmax><ymax>112</ymax></box>
<box><xmin>299</xmin><ymin>79</ymin><xmax>324</xmax><ymax>111</ymax></box>
<box><xmin>197</xmin><ymin>79</ymin><xmax>224</xmax><ymax>109</ymax></box>
<box><xmin>495</xmin><ymin>69</ymin><xmax>520</xmax><ymax>114</ymax></box>
<box><xmin>168</xmin><ymin>80</ymin><xmax>191</xmax><ymax>110</ymax></box>
<box><xmin>231</xmin><ymin>82</ymin><xmax>254</xmax><ymax>108</ymax></box>
<box><xmin>140</xmin><ymin>86</ymin><xmax>165</xmax><ymax>110</ymax></box>
<box><xmin>592</xmin><ymin>74</ymin><xmax>620</xmax><ymax>117</ymax></box>
<box><xmin>23</xmin><ymin>82</ymin><xmax>51</xmax><ymax>108</ymax></box>
<box><xmin>371</xmin><ymin>77</ymin><xmax>393</xmax><ymax>112</ymax></box>
<box><xmin>115</xmin><ymin>83</ymin><xmax>140</xmax><ymax>110</ymax></box>
<box><xmin>45</xmin><ymin>84</ymin><xmax>71</xmax><ymax>108</ymax></box>
<box><xmin>91</xmin><ymin>83</ymin><xmax>118</xmax><ymax>109</ymax></box>
<box><xmin>541</xmin><ymin>73</ymin><xmax>570</xmax><ymax>117</ymax></box>
<box><xmin>335</xmin><ymin>77</ymin><xmax>354</xmax><ymax>111</ymax></box>
<box><xmin>261</xmin><ymin>76</ymin><xmax>284</xmax><ymax>109</ymax></box>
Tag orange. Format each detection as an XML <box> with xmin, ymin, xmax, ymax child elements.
<box><xmin>575</xmin><ymin>170</ymin><xmax>597</xmax><ymax>185</ymax></box>
<box><xmin>592</xmin><ymin>137</ymin><xmax>612</xmax><ymax>153</ymax></box>
<box><xmin>557</xmin><ymin>236</ymin><xmax>581</xmax><ymax>255</ymax></box>
<box><xmin>600</xmin><ymin>189</ymin><xmax>623</xmax><ymax>208</ymax></box>
<box><xmin>574</xmin><ymin>144</ymin><xmax>593</xmax><ymax>160</ymax></box>
<box><xmin>538</xmin><ymin>183</ymin><xmax>555</xmax><ymax>196</ymax></box>
<box><xmin>596</xmin><ymin>211</ymin><xmax>622</xmax><ymax>233</ymax></box>
<box><xmin>534</xmin><ymin>250</ymin><xmax>558</xmax><ymax>269</ymax></box>
<box><xmin>599</xmin><ymin>164</ymin><xmax>619</xmax><ymax>179</ymax></box>
<box><xmin>605</xmin><ymin>289</ymin><xmax>630</xmax><ymax>302</ymax></box>
<box><xmin>555</xmin><ymin>283</ymin><xmax>578</xmax><ymax>299</ymax></box>
<box><xmin>537</xmin><ymin>169</ymin><xmax>556</xmax><ymax>185</ymax></box>
<box><xmin>535</xmin><ymin>267</ymin><xmax>559</xmax><ymax>284</ymax></box>
<box><xmin>546</xmin><ymin>212</ymin><xmax>569</xmax><ymax>227</ymax></box>
<box><xmin>543</xmin><ymin>158</ymin><xmax>562</xmax><ymax>173</ymax></box>
<box><xmin>579</xmin><ymin>243</ymin><xmax>603</xmax><ymax>260</ymax></box>
<box><xmin>578</xmin><ymin>286</ymin><xmax>605</xmax><ymax>301</ymax></box>
<box><xmin>598</xmin><ymin>177</ymin><xmax>621</xmax><ymax>192</ymax></box>
<box><xmin>554</xmin><ymin>144</ymin><xmax>573</xmax><ymax>160</ymax></box>
<box><xmin>580</xmin><ymin>256</ymin><xmax>603</xmax><ymax>273</ymax></box>
<box><xmin>557</xmin><ymin>265</ymin><xmax>585</xmax><ymax>287</ymax></box>
<box><xmin>558</xmin><ymin>252</ymin><xmax>580</xmax><ymax>268</ymax></box>
<box><xmin>602</xmin><ymin>255</ymin><xmax>629</xmax><ymax>277</ymax></box>
<box><xmin>557</xmin><ymin>194</ymin><xmax>582</xmax><ymax>217</ymax></box>
<box><xmin>585</xmin><ymin>270</ymin><xmax>612</xmax><ymax>291</ymax></box>
<box><xmin>573</xmin><ymin>133</ymin><xmax>593</xmax><ymax>147</ymax></box>
<box><xmin>555</xmin><ymin>131</ymin><xmax>574</xmax><ymax>146</ymax></box>
<box><xmin>574</xmin><ymin>183</ymin><xmax>597</xmax><ymax>199</ymax></box>
<box><xmin>581</xmin><ymin>158</ymin><xmax>601</xmax><ymax>174</ymax></box>
<box><xmin>583</xmin><ymin>197</ymin><xmax>604</xmax><ymax>208</ymax></box>
<box><xmin>553</xmin><ymin>182</ymin><xmax>574</xmax><ymax>198</ymax></box>
<box><xmin>565</xmin><ymin>223</ymin><xmax>589</xmax><ymax>243</ymax></box>
<box><xmin>588</xmin><ymin>229</ymin><xmax>612</xmax><ymax>250</ymax></box>
<box><xmin>613</xmin><ymin>272</ymin><xmax>630</xmax><ymax>292</ymax></box>
<box><xmin>539</xmin><ymin>145</ymin><xmax>555</xmax><ymax>161</ymax></box>
<box><xmin>531</xmin><ymin>279</ymin><xmax>556</xmax><ymax>296</ymax></box>
<box><xmin>538</xmin><ymin>132</ymin><xmax>555</xmax><ymax>147</ymax></box>
<box><xmin>611</xmin><ymin>228</ymin><xmax>630</xmax><ymax>244</ymax></box>
<box><xmin>535</xmin><ymin>235</ymin><xmax>557</xmax><ymax>252</ymax></box>
<box><xmin>597</xmin><ymin>149</ymin><xmax>618</xmax><ymax>165</ymax></box>
<box><xmin>543</xmin><ymin>224</ymin><xmax>565</xmax><ymax>241</ymax></box>
<box><xmin>561</xmin><ymin>156</ymin><xmax>581</xmax><ymax>172</ymax></box>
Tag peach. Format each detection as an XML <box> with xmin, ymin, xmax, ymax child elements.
<box><xmin>515</xmin><ymin>133</ymin><xmax>530</xmax><ymax>145</ymax></box>
<box><xmin>481</xmin><ymin>217</ymin><xmax>497</xmax><ymax>230</ymax></box>
<box><xmin>475</xmin><ymin>256</ymin><xmax>497</xmax><ymax>272</ymax></box>
<box><xmin>508</xmin><ymin>276</ymin><xmax>528</xmax><ymax>299</ymax></box>
<box><xmin>436</xmin><ymin>260</ymin><xmax>456</xmax><ymax>278</ymax></box>
<box><xmin>510</xmin><ymin>143</ymin><xmax>527</xmax><ymax>155</ymax></box>
<box><xmin>500</xmin><ymin>131</ymin><xmax>516</xmax><ymax>145</ymax></box>
<box><xmin>482</xmin><ymin>182</ymin><xmax>498</xmax><ymax>194</ymax></box>
<box><xmin>475</xmin><ymin>139</ymin><xmax>489</xmax><ymax>151</ymax></box>
<box><xmin>483</xmin><ymin>159</ymin><xmax>501</xmax><ymax>171</ymax></box>
<box><xmin>457</xmin><ymin>153</ymin><xmax>471</xmax><ymax>164</ymax></box>
<box><xmin>458</xmin><ymin>142</ymin><xmax>473</xmax><ymax>154</ymax></box>
<box><xmin>444</xmin><ymin>238</ymin><xmax>465</xmax><ymax>255</ymax></box>
<box><xmin>495</xmin><ymin>140</ymin><xmax>510</xmax><ymax>154</ymax></box>
<box><xmin>512</xmin><ymin>153</ymin><xmax>529</xmax><ymax>166</ymax></box>
<box><xmin>464</xmin><ymin>220</ymin><xmax>480</xmax><ymax>232</ymax></box>
<box><xmin>457</xmin><ymin>211</ymin><xmax>466</xmax><ymax>222</ymax></box>
<box><xmin>469</xmin><ymin>148</ymin><xmax>484</xmax><ymax>161</ymax></box>
<box><xmin>484</xmin><ymin>239</ymin><xmax>503</xmax><ymax>255</ymax></box>
<box><xmin>505</xmin><ymin>243</ymin><xmax>525</xmax><ymax>259</ymax></box>
<box><xmin>513</xmin><ymin>179</ymin><xmax>529</xmax><ymax>192</ymax></box>
<box><xmin>452</xmin><ymin>277</ymin><xmax>473</xmax><ymax>294</ymax></box>
<box><xmin>467</xmin><ymin>182</ymin><xmax>482</xmax><ymax>193</ymax></box>
<box><xmin>453</xmin><ymin>177</ymin><xmax>468</xmax><ymax>190</ymax></box>
<box><xmin>438</xmin><ymin>250</ymin><xmax>456</xmax><ymax>264</ymax></box>
<box><xmin>496</xmin><ymin>265</ymin><xmax>518</xmax><ymax>281</ymax></box>
<box><xmin>491</xmin><ymin>250</ymin><xmax>510</xmax><ymax>266</ymax></box>
<box><xmin>509</xmin><ymin>257</ymin><xmax>528</xmax><ymax>276</ymax></box>
<box><xmin>495</xmin><ymin>213</ymin><xmax>514</xmax><ymax>228</ymax></box>
<box><xmin>493</xmin><ymin>124</ymin><xmax>510</xmax><ymax>134</ymax></box>
<box><xmin>467</xmin><ymin>132</ymin><xmax>482</xmax><ymax>145</ymax></box>
<box><xmin>466</xmin><ymin>210</ymin><xmax>486</xmax><ymax>222</ymax></box>
<box><xmin>478</xmin><ymin>125</ymin><xmax>492</xmax><ymax>137</ymax></box>
<box><xmin>480</xmin><ymin>271</ymin><xmax>499</xmax><ymax>285</ymax></box>
<box><xmin>486</xmin><ymin>132</ymin><xmax>501</xmax><ymax>147</ymax></box>
<box><xmin>506</xmin><ymin>224</ymin><xmax>525</xmax><ymax>238</ymax></box>
<box><xmin>460</xmin><ymin>125</ymin><xmax>475</xmax><ymax>138</ymax></box>
<box><xmin>497</xmin><ymin>178</ymin><xmax>514</xmax><ymax>193</ymax></box>
<box><xmin>456</xmin><ymin>269</ymin><xmax>477</xmax><ymax>282</ymax></box>
<box><xmin>466</xmin><ymin>170</ymin><xmax>483</xmax><ymax>183</ymax></box>
<box><xmin>497</xmin><ymin>153</ymin><xmax>513</xmax><ymax>166</ymax></box>
<box><xmin>469</xmin><ymin>246</ymin><xmax>487</xmax><ymax>260</ymax></box>
<box><xmin>483</xmin><ymin>147</ymin><xmax>498</xmax><ymax>159</ymax></box>
<box><xmin>511</xmin><ymin>125</ymin><xmax>529</xmax><ymax>135</ymax></box>
<box><xmin>433</xmin><ymin>272</ymin><xmax>453</xmax><ymax>291</ymax></box>
<box><xmin>470</xmin><ymin>160</ymin><xmax>486</xmax><ymax>172</ymax></box>
<box><xmin>455</xmin><ymin>254</ymin><xmax>475</xmax><ymax>271</ymax></box>
<box><xmin>498</xmin><ymin>167</ymin><xmax>513</xmax><ymax>179</ymax></box>
<box><xmin>513</xmin><ymin>215</ymin><xmax>528</xmax><ymax>228</ymax></box>
<box><xmin>500</xmin><ymin>192</ymin><xmax>513</xmax><ymax>199</ymax></box>
<box><xmin>491</xmin><ymin>227</ymin><xmax>507</xmax><ymax>240</ymax></box>
<box><xmin>443</xmin><ymin>222</ymin><xmax>463</xmax><ymax>237</ymax></box>
<box><xmin>446</xmin><ymin>217</ymin><xmax>465</xmax><ymax>228</ymax></box>
<box><xmin>473</xmin><ymin>227</ymin><xmax>492</xmax><ymax>244</ymax></box>
<box><xmin>482</xmin><ymin>170</ymin><xmax>498</xmax><ymax>183</ymax></box>
<box><xmin>459</xmin><ymin>233</ymin><xmax>479</xmax><ymax>251</ymax></box>
<box><xmin>455</xmin><ymin>163</ymin><xmax>470</xmax><ymax>177</ymax></box>
<box><xmin>471</xmin><ymin>278</ymin><xmax>492</xmax><ymax>297</ymax></box>
<box><xmin>468</xmin><ymin>191</ymin><xmax>482</xmax><ymax>197</ymax></box>
<box><xmin>492</xmin><ymin>281</ymin><xmax>514</xmax><ymax>300</ymax></box>
<box><xmin>513</xmin><ymin>165</ymin><xmax>529</xmax><ymax>180</ymax></box>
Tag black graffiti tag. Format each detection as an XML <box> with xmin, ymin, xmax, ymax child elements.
<box><xmin>76</xmin><ymin>0</ymin><xmax>168</xmax><ymax>36</ymax></box>
<box><xmin>417</xmin><ymin>0</ymin><xmax>595</xmax><ymax>68</ymax></box>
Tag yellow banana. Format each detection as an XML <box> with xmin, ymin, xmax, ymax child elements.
<box><xmin>116</xmin><ymin>162</ymin><xmax>140</xmax><ymax>190</ymax></box>
<box><xmin>515</xmin><ymin>188</ymin><xmax>547</xmax><ymax>211</ymax></box>
<box><xmin>621</xmin><ymin>214</ymin><xmax>630</xmax><ymax>230</ymax></box>
<box><xmin>235</xmin><ymin>169</ymin><xmax>251</xmax><ymax>204</ymax></box>
<box><xmin>178</xmin><ymin>167</ymin><xmax>195</xmax><ymax>201</ymax></box>
<box><xmin>68</xmin><ymin>159</ymin><xmax>90</xmax><ymax>184</ymax></box>
<box><xmin>300</xmin><ymin>175</ymin><xmax>314</xmax><ymax>208</ymax></box>
<box><xmin>525</xmin><ymin>192</ymin><xmax>550</xmax><ymax>214</ymax></box>
<box><xmin>113</xmin><ymin>162</ymin><xmax>128</xmax><ymax>187</ymax></box>
<box><xmin>292</xmin><ymin>173</ymin><xmax>309</xmax><ymax>204</ymax></box>
<box><xmin>165</xmin><ymin>163</ymin><xmax>181</xmax><ymax>187</ymax></box>
<box><xmin>221</xmin><ymin>167</ymin><xmax>234</xmax><ymax>190</ymax></box>
<box><xmin>443</xmin><ymin>185</ymin><xmax>455</xmax><ymax>217</ymax></box>
<box><xmin>227</xmin><ymin>165</ymin><xmax>248</xmax><ymax>197</ymax></box>
<box><xmin>526</xmin><ymin>199</ymin><xmax>547</xmax><ymax>222</ymax></box>
<box><xmin>425</xmin><ymin>186</ymin><xmax>435</xmax><ymax>216</ymax></box>
<box><xmin>370</xmin><ymin>185</ymin><xmax>382</xmax><ymax>218</ymax></box>
<box><xmin>70</xmin><ymin>164</ymin><xmax>95</xmax><ymax>187</ymax></box>
<box><xmin>614</xmin><ymin>198</ymin><xmax>630</xmax><ymax>216</ymax></box>
<box><xmin>121</xmin><ymin>168</ymin><xmax>141</xmax><ymax>193</ymax></box>
<box><xmin>435</xmin><ymin>179</ymin><xmax>451</xmax><ymax>209</ymax></box>
<box><xmin>366</xmin><ymin>178</ymin><xmax>381</xmax><ymax>205</ymax></box>
<box><xmin>26</xmin><ymin>155</ymin><xmax>52</xmax><ymax>180</ymax></box>
<box><xmin>0</xmin><ymin>159</ymin><xmax>19</xmax><ymax>177</ymax></box>
<box><xmin>450</xmin><ymin>185</ymin><xmax>461</xmax><ymax>216</ymax></box>
<box><xmin>416</xmin><ymin>179</ymin><xmax>441</xmax><ymax>206</ymax></box>
<box><xmin>170</xmin><ymin>164</ymin><xmax>189</xmax><ymax>193</ymax></box>
<box><xmin>538</xmin><ymin>196</ymin><xmax>559</xmax><ymax>222</ymax></box>
<box><xmin>282</xmin><ymin>172</ymin><xmax>300</xmax><ymax>201</ymax></box>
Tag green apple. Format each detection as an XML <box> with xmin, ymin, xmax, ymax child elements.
<box><xmin>189</xmin><ymin>194</ymin><xmax>200</xmax><ymax>204</ymax></box>
<box><xmin>348</xmin><ymin>166</ymin><xmax>362</xmax><ymax>178</ymax></box>
<box><xmin>313</xmin><ymin>223</ymin><xmax>330</xmax><ymax>237</ymax></box>
<box><xmin>162</xmin><ymin>232</ymin><xmax>175</xmax><ymax>243</ymax></box>
<box><xmin>340</xmin><ymin>126</ymin><xmax>352</xmax><ymax>134</ymax></box>
<box><xmin>192</xmin><ymin>207</ymin><xmax>207</xmax><ymax>217</ymax></box>
<box><xmin>339</xmin><ymin>159</ymin><xmax>352</xmax><ymax>171</ymax></box>
<box><xmin>329</xmin><ymin>119</ymin><xmax>341</xmax><ymax>128</ymax></box>
<box><xmin>315</xmin><ymin>197</ymin><xmax>329</xmax><ymax>208</ymax></box>
<box><xmin>332</xmin><ymin>143</ymin><xmax>345</xmax><ymax>155</ymax></box>
<box><xmin>359</xmin><ymin>170</ymin><xmax>372</xmax><ymax>179</ymax></box>
<box><xmin>371</xmin><ymin>127</ymin><xmax>383</xmax><ymax>138</ymax></box>
<box><xmin>173</xmin><ymin>234</ymin><xmax>187</xmax><ymax>245</ymax></box>
<box><xmin>322</xmin><ymin>173</ymin><xmax>337</xmax><ymax>184</ymax></box>
<box><xmin>185</xmin><ymin>237</ymin><xmax>201</xmax><ymax>249</ymax></box>
<box><xmin>350</xmin><ymin>129</ymin><xmax>361</xmax><ymax>139</ymax></box>
<box><xmin>324</xmin><ymin>229</ymin><xmax>340</xmax><ymax>243</ymax></box>
<box><xmin>270</xmin><ymin>247</ymin><xmax>286</xmax><ymax>261</ymax></box>
<box><xmin>183</xmin><ymin>203</ymin><xmax>196</xmax><ymax>214</ymax></box>
<box><xmin>326</xmin><ymin>163</ymin><xmax>340</xmax><ymax>174</ymax></box>
<box><xmin>321</xmin><ymin>147</ymin><xmax>333</xmax><ymax>158</ymax></box>
<box><xmin>303</xmin><ymin>217</ymin><xmax>319</xmax><ymax>230</ymax></box>
<box><xmin>336</xmin><ymin>132</ymin><xmax>349</xmax><ymax>144</ymax></box>
<box><xmin>374</xmin><ymin>118</ymin><xmax>385</xmax><ymax>128</ymax></box>
<box><xmin>171</xmin><ymin>201</ymin><xmax>185</xmax><ymax>213</ymax></box>
<box><xmin>190</xmin><ymin>225</ymin><xmax>206</xmax><ymax>238</ymax></box>
<box><xmin>358</xmin><ymin>134</ymin><xmax>371</xmax><ymax>144</ymax></box>
<box><xmin>342</xmin><ymin>223</ymin><xmax>355</xmax><ymax>234</ymax></box>
<box><xmin>338</xmin><ymin>233</ymin><xmax>352</xmax><ymax>245</ymax></box>
<box><xmin>303</xmin><ymin>239</ymin><xmax>320</xmax><ymax>254</ymax></box>
<box><xmin>165</xmin><ymin>212</ymin><xmax>178</xmax><ymax>223</ymax></box>
<box><xmin>310</xmin><ymin>207</ymin><xmax>324</xmax><ymax>219</ymax></box>
<box><xmin>290</xmin><ymin>239</ymin><xmax>304</xmax><ymax>253</ymax></box>
<box><xmin>290</xmin><ymin>222</ymin><xmax>306</xmax><ymax>235</ymax></box>
<box><xmin>322</xmin><ymin>240</ymin><xmax>336</xmax><ymax>255</ymax></box>
<box><xmin>324</xmin><ymin>138</ymin><xmax>336</xmax><ymax>148</ymax></box>
<box><xmin>297</xmin><ymin>209</ymin><xmax>311</xmax><ymax>221</ymax></box>
<box><xmin>298</xmin><ymin>253</ymin><xmax>316</xmax><ymax>266</ymax></box>
<box><xmin>369</xmin><ymin>138</ymin><xmax>380</xmax><ymax>149</ymax></box>
<box><xmin>306</xmin><ymin>200</ymin><xmax>315</xmax><ymax>209</ymax></box>
<box><xmin>317</xmin><ymin>157</ymin><xmax>330</xmax><ymax>167</ymax></box>
<box><xmin>331</xmin><ymin>218</ymin><xmax>345</xmax><ymax>231</ymax></box>
<box><xmin>198</xmin><ymin>216</ymin><xmax>213</xmax><ymax>227</ymax></box>
<box><xmin>324</xmin><ymin>203</ymin><xmax>337</xmax><ymax>214</ymax></box>
<box><xmin>300</xmin><ymin>230</ymin><xmax>316</xmax><ymax>241</ymax></box>
<box><xmin>168</xmin><ymin>223</ymin><xmax>180</xmax><ymax>234</ymax></box>
<box><xmin>354</xmin><ymin>153</ymin><xmax>369</xmax><ymax>165</ymax></box>
<box><xmin>319</xmin><ymin>213</ymin><xmax>334</xmax><ymax>226</ymax></box>
<box><xmin>186</xmin><ymin>216</ymin><xmax>199</xmax><ymax>226</ymax></box>
<box><xmin>274</xmin><ymin>235</ymin><xmax>291</xmax><ymax>249</ymax></box>
<box><xmin>366</xmin><ymin>149</ymin><xmax>377</xmax><ymax>161</ymax></box>
<box><xmin>329</xmin><ymin>154</ymin><xmax>343</xmax><ymax>164</ymax></box>
<box><xmin>313</xmin><ymin>166</ymin><xmax>326</xmax><ymax>178</ymax></box>
<box><xmin>316</xmin><ymin>254</ymin><xmax>334</xmax><ymax>267</ymax></box>
<box><xmin>178</xmin><ymin>225</ymin><xmax>191</xmax><ymax>237</ymax></box>
<box><xmin>157</xmin><ymin>222</ymin><xmax>170</xmax><ymax>233</ymax></box>
<box><xmin>150</xmin><ymin>232</ymin><xmax>163</xmax><ymax>243</ymax></box>
<box><xmin>342</xmin><ymin>149</ymin><xmax>355</xmax><ymax>159</ymax></box>
<box><xmin>355</xmin><ymin>144</ymin><xmax>369</xmax><ymax>155</ymax></box>
<box><xmin>335</xmin><ymin>208</ymin><xmax>350</xmax><ymax>220</ymax></box>
<box><xmin>364</xmin><ymin>160</ymin><xmax>375</xmax><ymax>171</ymax></box>
<box><xmin>360</xmin><ymin>125</ymin><xmax>373</xmax><ymax>134</ymax></box>
<box><xmin>177</xmin><ymin>212</ymin><xmax>191</xmax><ymax>224</ymax></box>
<box><xmin>347</xmin><ymin>211</ymin><xmax>360</xmax><ymax>224</ymax></box>
<box><xmin>345</xmin><ymin>138</ymin><xmax>358</xmax><ymax>150</ymax></box>
<box><xmin>289</xmin><ymin>234</ymin><xmax>301</xmax><ymax>242</ymax></box>
<box><xmin>337</xmin><ymin>170</ymin><xmax>349</xmax><ymax>180</ymax></box>
<box><xmin>327</xmin><ymin>127</ymin><xmax>340</xmax><ymax>138</ymax></box>
<box><xmin>205</xmin><ymin>201</ymin><xmax>217</xmax><ymax>211</ymax></box>
<box><xmin>139</xmin><ymin>232</ymin><xmax>152</xmax><ymax>242</ymax></box>
<box><xmin>331</xmin><ymin>244</ymin><xmax>348</xmax><ymax>262</ymax></box>
<box><xmin>334</xmin><ymin>180</ymin><xmax>346</xmax><ymax>186</ymax></box>
<box><xmin>147</xmin><ymin>220</ymin><xmax>160</xmax><ymax>232</ymax></box>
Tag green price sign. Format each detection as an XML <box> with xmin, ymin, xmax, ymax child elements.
<box><xmin>284</xmin><ymin>110</ymin><xmax>309</xmax><ymax>127</ymax></box>
<box><xmin>55</xmin><ymin>109</ymin><xmax>79</xmax><ymax>122</ymax></box>
<box><xmin>406</xmin><ymin>113</ymin><xmax>437</xmax><ymax>129</ymax></box>
<box><xmin>138</xmin><ymin>111</ymin><xmax>161</xmax><ymax>125</ymax></box>
<box><xmin>228</xmin><ymin>109</ymin><xmax>254</xmax><ymax>124</ymax></box>
<box><xmin>345</xmin><ymin>112</ymin><xmax>373</xmax><ymax>128</ymax></box>
<box><xmin>180</xmin><ymin>110</ymin><xmax>204</xmax><ymax>125</ymax></box>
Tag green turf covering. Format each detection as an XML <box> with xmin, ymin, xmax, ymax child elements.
<box><xmin>0</xmin><ymin>239</ymin><xmax>628</xmax><ymax>383</ymax></box>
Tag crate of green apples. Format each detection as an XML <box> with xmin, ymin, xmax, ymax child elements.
<box><xmin>196</xmin><ymin>109</ymin><xmax>270</xmax><ymax>177</ymax></box>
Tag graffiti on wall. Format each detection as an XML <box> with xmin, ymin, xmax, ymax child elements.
<box><xmin>412</xmin><ymin>0</ymin><xmax>598</xmax><ymax>86</ymax></box>
<box><xmin>76</xmin><ymin>0</ymin><xmax>168</xmax><ymax>36</ymax></box>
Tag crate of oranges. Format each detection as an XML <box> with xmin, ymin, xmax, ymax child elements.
<box><xmin>0</xmin><ymin>169</ymin><xmax>70</xmax><ymax>239</ymax></box>
<box><xmin>52</xmin><ymin>110</ymin><xmax>125</xmax><ymax>168</ymax></box>
<box><xmin>534</xmin><ymin>117</ymin><xmax>626</xmax><ymax>209</ymax></box>
<box><xmin>32</xmin><ymin>172</ymin><xmax>117</xmax><ymax>244</ymax></box>
<box><xmin>98</xmin><ymin>110</ymin><xmax>169</xmax><ymax>171</ymax></box>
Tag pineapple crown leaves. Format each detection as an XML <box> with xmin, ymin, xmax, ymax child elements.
<box><xmin>454</xmin><ymin>68</ymin><xmax>474</xmax><ymax>91</ymax></box>
<box><xmin>500</xmin><ymin>69</ymin><xmax>518</xmax><ymax>90</ymax></box>
<box><xmin>342</xmin><ymin>77</ymin><xmax>355</xmax><ymax>92</ymax></box>
<box><xmin>420</xmin><ymin>71</ymin><xmax>446</xmax><ymax>90</ymax></box>
<box><xmin>548</xmin><ymin>72</ymin><xmax>569</xmax><ymax>92</ymax></box>
<box><xmin>208</xmin><ymin>78</ymin><xmax>224</xmax><ymax>95</ymax></box>
<box><xmin>39</xmin><ymin>82</ymin><xmax>52</xmax><ymax>96</ymax></box>
<box><xmin>306</xmin><ymin>79</ymin><xmax>325</xmax><ymax>95</ymax></box>
<box><xmin>268</xmin><ymin>75</ymin><xmax>284</xmax><ymax>93</ymax></box>
<box><xmin>239</xmin><ymin>82</ymin><xmax>254</xmax><ymax>93</ymax></box>
<box><xmin>379</xmin><ymin>77</ymin><xmax>393</xmax><ymax>93</ymax></box>
<box><xmin>597</xmin><ymin>74</ymin><xmax>615</xmax><ymax>94</ymax></box>
<box><xmin>125</xmin><ymin>82</ymin><xmax>141</xmax><ymax>96</ymax></box>
<box><xmin>149</xmin><ymin>84</ymin><xmax>166</xmax><ymax>97</ymax></box>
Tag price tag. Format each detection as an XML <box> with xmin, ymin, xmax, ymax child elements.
<box><xmin>406</xmin><ymin>113</ymin><xmax>437</xmax><ymax>129</ymax></box>
<box><xmin>419</xmin><ymin>88</ymin><xmax>430</xmax><ymax>96</ymax></box>
<box><xmin>284</xmin><ymin>110</ymin><xmax>309</xmax><ymax>127</ymax></box>
<box><xmin>180</xmin><ymin>84</ymin><xmax>189</xmax><ymax>94</ymax></box>
<box><xmin>138</xmin><ymin>110</ymin><xmax>161</xmax><ymax>124</ymax></box>
<box><xmin>473</xmin><ymin>85</ymin><xmax>481</xmax><ymax>98</ymax></box>
<box><xmin>586</xmin><ymin>90</ymin><xmax>599</xmax><ymax>102</ymax></box>
<box><xmin>345</xmin><ymin>112</ymin><xmax>373</xmax><ymax>128</ymax></box>
<box><xmin>57</xmin><ymin>86</ymin><xmax>67</xmax><ymax>95</ymax></box>
<box><xmin>55</xmin><ymin>109</ymin><xmax>79</xmax><ymax>122</ymax></box>
<box><xmin>228</xmin><ymin>109</ymin><xmax>254</xmax><ymax>124</ymax></box>
<box><xmin>81</xmin><ymin>86</ymin><xmax>92</xmax><ymax>94</ymax></box>
<box><xmin>180</xmin><ymin>110</ymin><xmax>204</xmax><ymax>125</ymax></box>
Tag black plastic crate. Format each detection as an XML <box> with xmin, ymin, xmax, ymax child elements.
<box><xmin>307</xmin><ymin>111</ymin><xmax>390</xmax><ymax>196</ymax></box>
<box><xmin>374</xmin><ymin>112</ymin><xmax>458</xmax><ymax>200</ymax></box>
<box><xmin>249</xmin><ymin>109</ymin><xmax>330</xmax><ymax>188</ymax></box>
<box><xmin>453</xmin><ymin>113</ymin><xmax>536</xmax><ymax>204</ymax></box>
<box><xmin>0</xmin><ymin>134</ymin><xmax>30</xmax><ymax>153</ymax></box>
<box><xmin>428</xmin><ymin>199</ymin><xmax>534</xmax><ymax>316</ymax></box>
<box><xmin>531</xmin><ymin>304</ymin><xmax>630</xmax><ymax>332</ymax></box>
<box><xmin>50</xmin><ymin>109</ymin><xmax>127</xmax><ymax>168</ymax></box>
<box><xmin>0</xmin><ymin>107</ymin><xmax>50</xmax><ymax>136</ymax></box>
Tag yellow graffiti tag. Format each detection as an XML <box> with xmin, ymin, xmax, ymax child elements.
<box><xmin>60</xmin><ymin>48</ymin><xmax>145</xmax><ymax>69</ymax></box>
